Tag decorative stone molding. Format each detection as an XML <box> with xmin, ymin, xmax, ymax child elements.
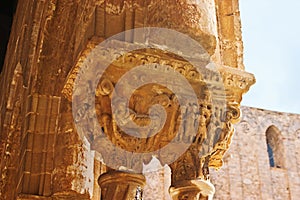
<box><xmin>62</xmin><ymin>38</ymin><xmax>255</xmax><ymax>172</ymax></box>
<box><xmin>61</xmin><ymin>34</ymin><xmax>255</xmax><ymax>200</ymax></box>
<box><xmin>0</xmin><ymin>0</ymin><xmax>255</xmax><ymax>199</ymax></box>
<box><xmin>62</xmin><ymin>39</ymin><xmax>255</xmax><ymax>103</ymax></box>
<box><xmin>18</xmin><ymin>94</ymin><xmax>61</xmax><ymax>196</ymax></box>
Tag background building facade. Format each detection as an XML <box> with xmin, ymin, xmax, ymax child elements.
<box><xmin>144</xmin><ymin>106</ymin><xmax>300</xmax><ymax>200</ymax></box>
<box><xmin>211</xmin><ymin>106</ymin><xmax>300</xmax><ymax>200</ymax></box>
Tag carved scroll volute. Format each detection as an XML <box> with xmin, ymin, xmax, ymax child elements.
<box><xmin>203</xmin><ymin>64</ymin><xmax>255</xmax><ymax>169</ymax></box>
<box><xmin>96</xmin><ymin>78</ymin><xmax>114</xmax><ymax>97</ymax></box>
<box><xmin>207</xmin><ymin>102</ymin><xmax>241</xmax><ymax>168</ymax></box>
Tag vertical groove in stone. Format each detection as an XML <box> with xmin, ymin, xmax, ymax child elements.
<box><xmin>95</xmin><ymin>6</ymin><xmax>105</xmax><ymax>37</ymax></box>
<box><xmin>19</xmin><ymin>94</ymin><xmax>60</xmax><ymax>196</ymax></box>
<box><xmin>133</xmin><ymin>5</ymin><xmax>145</xmax><ymax>43</ymax></box>
<box><xmin>25</xmin><ymin>0</ymin><xmax>48</xmax><ymax>90</ymax></box>
<box><xmin>0</xmin><ymin>63</ymin><xmax>23</xmax><ymax>200</ymax></box>
<box><xmin>124</xmin><ymin>6</ymin><xmax>134</xmax><ymax>42</ymax></box>
<box><xmin>92</xmin><ymin>159</ymin><xmax>106</xmax><ymax>200</ymax></box>
<box><xmin>0</xmin><ymin>0</ymin><xmax>52</xmax><ymax>158</ymax></box>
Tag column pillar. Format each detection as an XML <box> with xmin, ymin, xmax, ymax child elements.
<box><xmin>98</xmin><ymin>171</ymin><xmax>146</xmax><ymax>200</ymax></box>
<box><xmin>170</xmin><ymin>180</ymin><xmax>215</xmax><ymax>200</ymax></box>
<box><xmin>62</xmin><ymin>1</ymin><xmax>255</xmax><ymax>200</ymax></box>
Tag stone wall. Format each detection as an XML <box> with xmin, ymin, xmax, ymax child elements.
<box><xmin>211</xmin><ymin>106</ymin><xmax>300</xmax><ymax>200</ymax></box>
<box><xmin>144</xmin><ymin>106</ymin><xmax>300</xmax><ymax>200</ymax></box>
<box><xmin>0</xmin><ymin>0</ymin><xmax>253</xmax><ymax>199</ymax></box>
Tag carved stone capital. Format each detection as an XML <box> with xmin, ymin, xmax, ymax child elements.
<box><xmin>63</xmin><ymin>38</ymin><xmax>255</xmax><ymax>173</ymax></box>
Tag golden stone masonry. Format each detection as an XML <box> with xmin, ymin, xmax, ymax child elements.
<box><xmin>0</xmin><ymin>0</ymin><xmax>263</xmax><ymax>200</ymax></box>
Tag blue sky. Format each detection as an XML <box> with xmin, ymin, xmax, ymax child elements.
<box><xmin>240</xmin><ymin>0</ymin><xmax>300</xmax><ymax>114</ymax></box>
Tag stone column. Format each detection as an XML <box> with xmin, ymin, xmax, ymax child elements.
<box><xmin>61</xmin><ymin>1</ymin><xmax>255</xmax><ymax>200</ymax></box>
<box><xmin>98</xmin><ymin>171</ymin><xmax>146</xmax><ymax>200</ymax></box>
<box><xmin>17</xmin><ymin>94</ymin><xmax>61</xmax><ymax>197</ymax></box>
<box><xmin>0</xmin><ymin>0</ymin><xmax>255</xmax><ymax>199</ymax></box>
<box><xmin>170</xmin><ymin>180</ymin><xmax>215</xmax><ymax>200</ymax></box>
<box><xmin>52</xmin><ymin>100</ymin><xmax>94</xmax><ymax>200</ymax></box>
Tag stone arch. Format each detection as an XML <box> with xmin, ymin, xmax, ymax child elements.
<box><xmin>265</xmin><ymin>125</ymin><xmax>285</xmax><ymax>168</ymax></box>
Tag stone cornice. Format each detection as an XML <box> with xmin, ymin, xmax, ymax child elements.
<box><xmin>62</xmin><ymin>38</ymin><xmax>255</xmax><ymax>104</ymax></box>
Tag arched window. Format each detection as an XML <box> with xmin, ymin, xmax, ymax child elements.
<box><xmin>265</xmin><ymin>126</ymin><xmax>285</xmax><ymax>168</ymax></box>
<box><xmin>267</xmin><ymin>143</ymin><xmax>275</xmax><ymax>167</ymax></box>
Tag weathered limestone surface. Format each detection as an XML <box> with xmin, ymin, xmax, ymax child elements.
<box><xmin>0</xmin><ymin>0</ymin><xmax>110</xmax><ymax>198</ymax></box>
<box><xmin>0</xmin><ymin>0</ymin><xmax>254</xmax><ymax>199</ymax></box>
<box><xmin>143</xmin><ymin>106</ymin><xmax>300</xmax><ymax>199</ymax></box>
<box><xmin>143</xmin><ymin>159</ymin><xmax>172</xmax><ymax>200</ymax></box>
<box><xmin>210</xmin><ymin>106</ymin><xmax>300</xmax><ymax>200</ymax></box>
<box><xmin>215</xmin><ymin>0</ymin><xmax>245</xmax><ymax>69</ymax></box>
